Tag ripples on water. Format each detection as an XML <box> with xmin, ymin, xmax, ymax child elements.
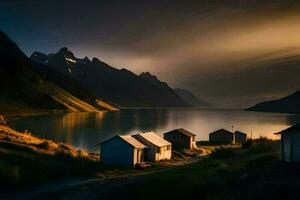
<box><xmin>10</xmin><ymin>109</ymin><xmax>300</xmax><ymax>151</ymax></box>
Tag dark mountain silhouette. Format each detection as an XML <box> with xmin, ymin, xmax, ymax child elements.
<box><xmin>139</xmin><ymin>72</ymin><xmax>166</xmax><ymax>87</ymax></box>
<box><xmin>31</xmin><ymin>49</ymin><xmax>189</xmax><ymax>107</ymax></box>
<box><xmin>0</xmin><ymin>31</ymin><xmax>115</xmax><ymax>114</ymax></box>
<box><xmin>139</xmin><ymin>72</ymin><xmax>189</xmax><ymax>106</ymax></box>
<box><xmin>174</xmin><ymin>88</ymin><xmax>211</xmax><ymax>108</ymax></box>
<box><xmin>247</xmin><ymin>89</ymin><xmax>300</xmax><ymax>113</ymax></box>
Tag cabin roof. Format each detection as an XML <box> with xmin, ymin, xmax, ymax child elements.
<box><xmin>235</xmin><ymin>131</ymin><xmax>247</xmax><ymax>135</ymax></box>
<box><xmin>210</xmin><ymin>129</ymin><xmax>234</xmax><ymax>135</ymax></box>
<box><xmin>98</xmin><ymin>135</ymin><xmax>147</xmax><ymax>149</ymax></box>
<box><xmin>135</xmin><ymin>132</ymin><xmax>171</xmax><ymax>147</ymax></box>
<box><xmin>119</xmin><ymin>135</ymin><xmax>147</xmax><ymax>149</ymax></box>
<box><xmin>164</xmin><ymin>128</ymin><xmax>196</xmax><ymax>137</ymax></box>
<box><xmin>274</xmin><ymin>124</ymin><xmax>300</xmax><ymax>135</ymax></box>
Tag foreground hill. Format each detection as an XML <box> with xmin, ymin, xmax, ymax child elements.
<box><xmin>6</xmin><ymin>139</ymin><xmax>285</xmax><ymax>200</ymax></box>
<box><xmin>0</xmin><ymin>123</ymin><xmax>99</xmax><ymax>186</ymax></box>
<box><xmin>31</xmin><ymin>49</ymin><xmax>189</xmax><ymax>108</ymax></box>
<box><xmin>247</xmin><ymin>89</ymin><xmax>300</xmax><ymax>113</ymax></box>
<box><xmin>0</xmin><ymin>31</ymin><xmax>115</xmax><ymax>115</ymax></box>
<box><xmin>174</xmin><ymin>88</ymin><xmax>211</xmax><ymax>108</ymax></box>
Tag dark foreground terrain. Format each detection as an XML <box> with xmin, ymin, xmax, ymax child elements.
<box><xmin>3</xmin><ymin>133</ymin><xmax>300</xmax><ymax>200</ymax></box>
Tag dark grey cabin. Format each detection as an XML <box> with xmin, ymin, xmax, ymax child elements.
<box><xmin>234</xmin><ymin>131</ymin><xmax>247</xmax><ymax>144</ymax></box>
<box><xmin>275</xmin><ymin>124</ymin><xmax>300</xmax><ymax>162</ymax></box>
<box><xmin>209</xmin><ymin>129</ymin><xmax>234</xmax><ymax>144</ymax></box>
<box><xmin>163</xmin><ymin>128</ymin><xmax>196</xmax><ymax>149</ymax></box>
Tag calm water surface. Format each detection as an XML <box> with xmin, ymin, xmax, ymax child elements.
<box><xmin>10</xmin><ymin>109</ymin><xmax>300</xmax><ymax>152</ymax></box>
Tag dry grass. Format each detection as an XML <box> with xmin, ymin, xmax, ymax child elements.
<box><xmin>0</xmin><ymin>124</ymin><xmax>98</xmax><ymax>160</ymax></box>
<box><xmin>0</xmin><ymin>124</ymin><xmax>102</xmax><ymax>187</ymax></box>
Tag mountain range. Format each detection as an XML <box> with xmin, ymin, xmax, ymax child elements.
<box><xmin>0</xmin><ymin>31</ymin><xmax>117</xmax><ymax>115</ymax></box>
<box><xmin>2</xmin><ymin>30</ymin><xmax>300</xmax><ymax>114</ymax></box>
<box><xmin>31</xmin><ymin>48</ymin><xmax>190</xmax><ymax>108</ymax></box>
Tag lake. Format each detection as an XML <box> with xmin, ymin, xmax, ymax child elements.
<box><xmin>9</xmin><ymin>109</ymin><xmax>300</xmax><ymax>152</ymax></box>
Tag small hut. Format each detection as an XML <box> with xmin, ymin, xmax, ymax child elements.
<box><xmin>133</xmin><ymin>132</ymin><xmax>172</xmax><ymax>161</ymax></box>
<box><xmin>209</xmin><ymin>129</ymin><xmax>234</xmax><ymax>144</ymax></box>
<box><xmin>234</xmin><ymin>131</ymin><xmax>247</xmax><ymax>144</ymax></box>
<box><xmin>275</xmin><ymin>124</ymin><xmax>300</xmax><ymax>162</ymax></box>
<box><xmin>163</xmin><ymin>128</ymin><xmax>196</xmax><ymax>149</ymax></box>
<box><xmin>100</xmin><ymin>135</ymin><xmax>147</xmax><ymax>167</ymax></box>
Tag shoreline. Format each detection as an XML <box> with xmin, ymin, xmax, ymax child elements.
<box><xmin>0</xmin><ymin>123</ymin><xmax>225</xmax><ymax>187</ymax></box>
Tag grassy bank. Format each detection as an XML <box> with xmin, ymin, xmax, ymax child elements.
<box><xmin>0</xmin><ymin>124</ymin><xmax>209</xmax><ymax>188</ymax></box>
<box><xmin>0</xmin><ymin>124</ymin><xmax>100</xmax><ymax>187</ymax></box>
<box><xmin>114</xmin><ymin>139</ymin><xmax>300</xmax><ymax>200</ymax></box>
<box><xmin>3</xmin><ymin>124</ymin><xmax>297</xmax><ymax>200</ymax></box>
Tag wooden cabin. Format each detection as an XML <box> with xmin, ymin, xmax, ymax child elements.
<box><xmin>275</xmin><ymin>124</ymin><xmax>300</xmax><ymax>162</ymax></box>
<box><xmin>100</xmin><ymin>135</ymin><xmax>147</xmax><ymax>167</ymax></box>
<box><xmin>163</xmin><ymin>128</ymin><xmax>196</xmax><ymax>149</ymax></box>
<box><xmin>234</xmin><ymin>131</ymin><xmax>247</xmax><ymax>144</ymax></box>
<box><xmin>209</xmin><ymin>129</ymin><xmax>234</xmax><ymax>144</ymax></box>
<box><xmin>133</xmin><ymin>132</ymin><xmax>172</xmax><ymax>161</ymax></box>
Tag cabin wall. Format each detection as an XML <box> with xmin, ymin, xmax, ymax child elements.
<box><xmin>209</xmin><ymin>132</ymin><xmax>233</xmax><ymax>144</ymax></box>
<box><xmin>133</xmin><ymin>148</ymin><xmax>144</xmax><ymax>164</ymax></box>
<box><xmin>134</xmin><ymin>135</ymin><xmax>157</xmax><ymax>161</ymax></box>
<box><xmin>280</xmin><ymin>132</ymin><xmax>300</xmax><ymax>162</ymax></box>
<box><xmin>292</xmin><ymin>133</ymin><xmax>300</xmax><ymax>161</ymax></box>
<box><xmin>156</xmin><ymin>145</ymin><xmax>172</xmax><ymax>160</ymax></box>
<box><xmin>164</xmin><ymin>132</ymin><xmax>191</xmax><ymax>149</ymax></box>
<box><xmin>282</xmin><ymin>134</ymin><xmax>291</xmax><ymax>162</ymax></box>
<box><xmin>235</xmin><ymin>133</ymin><xmax>247</xmax><ymax>144</ymax></box>
<box><xmin>134</xmin><ymin>135</ymin><xmax>171</xmax><ymax>161</ymax></box>
<box><xmin>190</xmin><ymin>136</ymin><xmax>196</xmax><ymax>149</ymax></box>
<box><xmin>101</xmin><ymin>138</ymin><xmax>135</xmax><ymax>167</ymax></box>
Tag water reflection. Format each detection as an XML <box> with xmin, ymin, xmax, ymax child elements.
<box><xmin>10</xmin><ymin>109</ymin><xmax>300</xmax><ymax>152</ymax></box>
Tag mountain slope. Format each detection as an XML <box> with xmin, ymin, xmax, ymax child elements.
<box><xmin>247</xmin><ymin>89</ymin><xmax>300</xmax><ymax>113</ymax></box>
<box><xmin>32</xmin><ymin>62</ymin><xmax>118</xmax><ymax>111</ymax></box>
<box><xmin>174</xmin><ymin>88</ymin><xmax>211</xmax><ymax>108</ymax></box>
<box><xmin>31</xmin><ymin>49</ymin><xmax>189</xmax><ymax>107</ymax></box>
<box><xmin>139</xmin><ymin>72</ymin><xmax>190</xmax><ymax>106</ymax></box>
<box><xmin>0</xmin><ymin>31</ymin><xmax>113</xmax><ymax>115</ymax></box>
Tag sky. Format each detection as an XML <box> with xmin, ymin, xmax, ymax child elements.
<box><xmin>1</xmin><ymin>0</ymin><xmax>300</xmax><ymax>108</ymax></box>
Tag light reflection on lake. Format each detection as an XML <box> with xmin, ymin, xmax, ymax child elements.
<box><xmin>9</xmin><ymin>109</ymin><xmax>300</xmax><ymax>152</ymax></box>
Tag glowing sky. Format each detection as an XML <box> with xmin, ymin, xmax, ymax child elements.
<box><xmin>1</xmin><ymin>0</ymin><xmax>300</xmax><ymax>107</ymax></box>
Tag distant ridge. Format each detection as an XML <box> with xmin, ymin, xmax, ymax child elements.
<box><xmin>247</xmin><ymin>89</ymin><xmax>300</xmax><ymax>113</ymax></box>
<box><xmin>174</xmin><ymin>88</ymin><xmax>211</xmax><ymax>108</ymax></box>
<box><xmin>31</xmin><ymin>49</ymin><xmax>190</xmax><ymax>108</ymax></box>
